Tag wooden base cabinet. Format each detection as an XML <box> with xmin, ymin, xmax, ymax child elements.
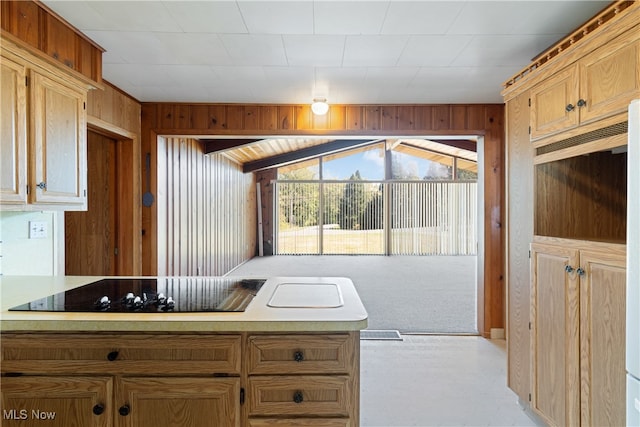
<box><xmin>530</xmin><ymin>241</ymin><xmax>626</xmax><ymax>427</ymax></box>
<box><xmin>115</xmin><ymin>377</ymin><xmax>240</xmax><ymax>427</ymax></box>
<box><xmin>578</xmin><ymin>250</ymin><xmax>626</xmax><ymax>427</ymax></box>
<box><xmin>1</xmin><ymin>332</ymin><xmax>361</xmax><ymax>427</ymax></box>
<box><xmin>246</xmin><ymin>333</ymin><xmax>360</xmax><ymax>426</ymax></box>
<box><xmin>1</xmin><ymin>376</ymin><xmax>112</xmax><ymax>427</ymax></box>
<box><xmin>0</xmin><ymin>334</ymin><xmax>242</xmax><ymax>427</ymax></box>
<box><xmin>248</xmin><ymin>419</ymin><xmax>351</xmax><ymax>427</ymax></box>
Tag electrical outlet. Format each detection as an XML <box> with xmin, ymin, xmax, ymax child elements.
<box><xmin>29</xmin><ymin>221</ymin><xmax>47</xmax><ymax>239</ymax></box>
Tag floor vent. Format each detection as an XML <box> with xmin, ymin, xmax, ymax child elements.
<box><xmin>360</xmin><ymin>330</ymin><xmax>403</xmax><ymax>341</ymax></box>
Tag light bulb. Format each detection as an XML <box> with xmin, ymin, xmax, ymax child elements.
<box><xmin>311</xmin><ymin>98</ymin><xmax>329</xmax><ymax>115</ymax></box>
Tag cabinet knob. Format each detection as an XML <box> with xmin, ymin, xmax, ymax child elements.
<box><xmin>565</xmin><ymin>103</ymin><xmax>575</xmax><ymax>112</ymax></box>
<box><xmin>564</xmin><ymin>265</ymin><xmax>575</xmax><ymax>273</ymax></box>
<box><xmin>36</xmin><ymin>182</ymin><xmax>47</xmax><ymax>190</ymax></box>
<box><xmin>293</xmin><ymin>350</ymin><xmax>304</xmax><ymax>362</ymax></box>
<box><xmin>118</xmin><ymin>405</ymin><xmax>130</xmax><ymax>416</ymax></box>
<box><xmin>107</xmin><ymin>351</ymin><xmax>119</xmax><ymax>361</ymax></box>
<box><xmin>577</xmin><ymin>99</ymin><xmax>587</xmax><ymax>107</ymax></box>
<box><xmin>293</xmin><ymin>391</ymin><xmax>304</xmax><ymax>404</ymax></box>
<box><xmin>577</xmin><ymin>267</ymin><xmax>586</xmax><ymax>276</ymax></box>
<box><xmin>92</xmin><ymin>404</ymin><xmax>105</xmax><ymax>415</ymax></box>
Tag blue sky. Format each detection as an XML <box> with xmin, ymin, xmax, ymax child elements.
<box><xmin>323</xmin><ymin>150</ymin><xmax>449</xmax><ymax>180</ymax></box>
<box><xmin>281</xmin><ymin>146</ymin><xmax>456</xmax><ymax>180</ymax></box>
<box><xmin>323</xmin><ymin>150</ymin><xmax>384</xmax><ymax>180</ymax></box>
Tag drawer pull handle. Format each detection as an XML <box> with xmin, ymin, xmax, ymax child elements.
<box><xmin>92</xmin><ymin>404</ymin><xmax>105</xmax><ymax>415</ymax></box>
<box><xmin>293</xmin><ymin>391</ymin><xmax>304</xmax><ymax>404</ymax></box>
<box><xmin>119</xmin><ymin>405</ymin><xmax>130</xmax><ymax>416</ymax></box>
<box><xmin>293</xmin><ymin>351</ymin><xmax>304</xmax><ymax>362</ymax></box>
<box><xmin>107</xmin><ymin>351</ymin><xmax>119</xmax><ymax>361</ymax></box>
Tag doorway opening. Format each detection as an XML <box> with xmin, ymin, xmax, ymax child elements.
<box><xmin>65</xmin><ymin>131</ymin><xmax>119</xmax><ymax>275</ymax></box>
<box><xmin>241</xmin><ymin>136</ymin><xmax>482</xmax><ymax>333</ymax></box>
<box><xmin>65</xmin><ymin>123</ymin><xmax>140</xmax><ymax>276</ymax></box>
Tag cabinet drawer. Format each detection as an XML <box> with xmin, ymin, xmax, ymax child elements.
<box><xmin>1</xmin><ymin>334</ymin><xmax>241</xmax><ymax>375</ymax></box>
<box><xmin>248</xmin><ymin>334</ymin><xmax>355</xmax><ymax>375</ymax></box>
<box><xmin>248</xmin><ymin>375</ymin><xmax>351</xmax><ymax>417</ymax></box>
<box><xmin>248</xmin><ymin>419</ymin><xmax>351</xmax><ymax>427</ymax></box>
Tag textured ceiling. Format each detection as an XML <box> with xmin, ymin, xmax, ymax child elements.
<box><xmin>42</xmin><ymin>0</ymin><xmax>610</xmax><ymax>105</ymax></box>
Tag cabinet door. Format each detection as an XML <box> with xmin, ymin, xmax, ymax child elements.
<box><xmin>29</xmin><ymin>70</ymin><xmax>87</xmax><ymax>208</ymax></box>
<box><xmin>115</xmin><ymin>377</ymin><xmax>240</xmax><ymax>427</ymax></box>
<box><xmin>579</xmin><ymin>250</ymin><xmax>626</xmax><ymax>427</ymax></box>
<box><xmin>579</xmin><ymin>39</ymin><xmax>640</xmax><ymax>125</ymax></box>
<box><xmin>0</xmin><ymin>54</ymin><xmax>27</xmax><ymax>205</ymax></box>
<box><xmin>0</xmin><ymin>376</ymin><xmax>112</xmax><ymax>427</ymax></box>
<box><xmin>530</xmin><ymin>65</ymin><xmax>579</xmax><ymax>141</ymax></box>
<box><xmin>530</xmin><ymin>243</ymin><xmax>580</xmax><ymax>427</ymax></box>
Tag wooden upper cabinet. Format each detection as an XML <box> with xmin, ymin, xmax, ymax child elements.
<box><xmin>579</xmin><ymin>39</ymin><xmax>640</xmax><ymax>125</ymax></box>
<box><xmin>530</xmin><ymin>31</ymin><xmax>640</xmax><ymax>142</ymax></box>
<box><xmin>29</xmin><ymin>70</ymin><xmax>87</xmax><ymax>208</ymax></box>
<box><xmin>0</xmin><ymin>55</ymin><xmax>27</xmax><ymax>205</ymax></box>
<box><xmin>0</xmin><ymin>38</ymin><xmax>89</xmax><ymax>211</ymax></box>
<box><xmin>530</xmin><ymin>64</ymin><xmax>579</xmax><ymax>140</ymax></box>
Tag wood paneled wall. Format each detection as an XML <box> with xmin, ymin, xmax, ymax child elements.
<box><xmin>1</xmin><ymin>0</ymin><xmax>103</xmax><ymax>84</ymax></box>
<box><xmin>86</xmin><ymin>82</ymin><xmax>141</xmax><ymax>275</ymax></box>
<box><xmin>141</xmin><ymin>102</ymin><xmax>505</xmax><ymax>337</ymax></box>
<box><xmin>535</xmin><ymin>151</ymin><xmax>627</xmax><ymax>242</ymax></box>
<box><xmin>157</xmin><ymin>138</ymin><xmax>256</xmax><ymax>276</ymax></box>
<box><xmin>87</xmin><ymin>81</ymin><xmax>140</xmax><ymax>136</ymax></box>
<box><xmin>142</xmin><ymin>103</ymin><xmax>495</xmax><ymax>134</ymax></box>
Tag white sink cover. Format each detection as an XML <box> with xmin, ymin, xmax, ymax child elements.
<box><xmin>267</xmin><ymin>283</ymin><xmax>344</xmax><ymax>308</ymax></box>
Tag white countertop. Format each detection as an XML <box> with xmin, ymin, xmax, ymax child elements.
<box><xmin>0</xmin><ymin>276</ymin><xmax>368</xmax><ymax>332</ymax></box>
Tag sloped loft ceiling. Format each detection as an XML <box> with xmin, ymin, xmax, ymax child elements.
<box><xmin>200</xmin><ymin>136</ymin><xmax>476</xmax><ymax>171</ymax></box>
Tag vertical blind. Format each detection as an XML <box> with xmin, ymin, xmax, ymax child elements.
<box><xmin>275</xmin><ymin>180</ymin><xmax>477</xmax><ymax>256</ymax></box>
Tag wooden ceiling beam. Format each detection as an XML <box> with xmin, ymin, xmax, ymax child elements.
<box><xmin>201</xmin><ymin>138</ymin><xmax>263</xmax><ymax>154</ymax></box>
<box><xmin>428</xmin><ymin>139</ymin><xmax>477</xmax><ymax>152</ymax></box>
<box><xmin>243</xmin><ymin>139</ymin><xmax>377</xmax><ymax>173</ymax></box>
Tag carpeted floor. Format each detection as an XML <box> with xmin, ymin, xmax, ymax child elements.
<box><xmin>227</xmin><ymin>255</ymin><xmax>477</xmax><ymax>333</ymax></box>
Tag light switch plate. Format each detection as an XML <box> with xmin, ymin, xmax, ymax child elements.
<box><xmin>29</xmin><ymin>221</ymin><xmax>47</xmax><ymax>239</ymax></box>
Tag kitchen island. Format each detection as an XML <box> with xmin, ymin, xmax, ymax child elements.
<box><xmin>1</xmin><ymin>276</ymin><xmax>367</xmax><ymax>427</ymax></box>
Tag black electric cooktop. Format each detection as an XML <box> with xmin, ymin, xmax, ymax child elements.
<box><xmin>9</xmin><ymin>277</ymin><xmax>266</xmax><ymax>313</ymax></box>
